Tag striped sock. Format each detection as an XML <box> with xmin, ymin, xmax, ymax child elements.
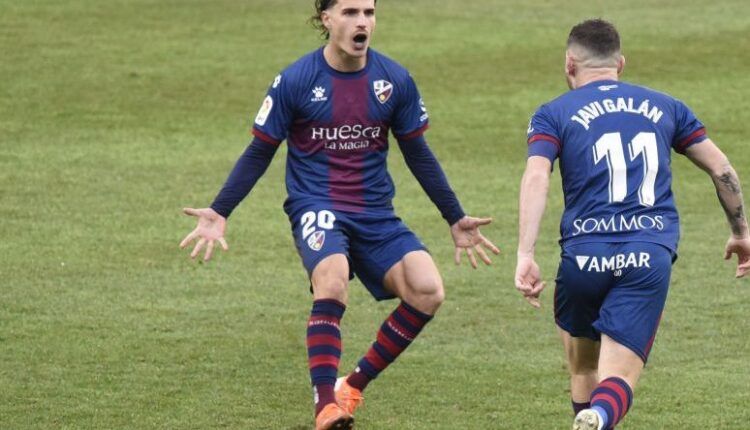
<box><xmin>307</xmin><ymin>299</ymin><xmax>345</xmax><ymax>416</ymax></box>
<box><xmin>347</xmin><ymin>301</ymin><xmax>433</xmax><ymax>392</ymax></box>
<box><xmin>572</xmin><ymin>400</ymin><xmax>591</xmax><ymax>415</ymax></box>
<box><xmin>590</xmin><ymin>377</ymin><xmax>633</xmax><ymax>429</ymax></box>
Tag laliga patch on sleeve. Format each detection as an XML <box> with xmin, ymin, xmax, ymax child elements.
<box><xmin>254</xmin><ymin>95</ymin><xmax>273</xmax><ymax>126</ymax></box>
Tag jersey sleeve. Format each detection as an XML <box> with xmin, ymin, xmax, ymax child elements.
<box><xmin>251</xmin><ymin>73</ymin><xmax>295</xmax><ymax>146</ymax></box>
<box><xmin>671</xmin><ymin>99</ymin><xmax>707</xmax><ymax>154</ymax></box>
<box><xmin>391</xmin><ymin>75</ymin><xmax>430</xmax><ymax>140</ymax></box>
<box><xmin>527</xmin><ymin>104</ymin><xmax>561</xmax><ymax>162</ymax></box>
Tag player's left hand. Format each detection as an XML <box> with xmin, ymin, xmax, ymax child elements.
<box><xmin>725</xmin><ymin>235</ymin><xmax>750</xmax><ymax>278</ymax></box>
<box><xmin>515</xmin><ymin>254</ymin><xmax>545</xmax><ymax>308</ymax></box>
<box><xmin>450</xmin><ymin>216</ymin><xmax>500</xmax><ymax>269</ymax></box>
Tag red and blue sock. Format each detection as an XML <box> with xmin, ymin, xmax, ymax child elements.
<box><xmin>347</xmin><ymin>301</ymin><xmax>433</xmax><ymax>391</ymax></box>
<box><xmin>307</xmin><ymin>299</ymin><xmax>345</xmax><ymax>416</ymax></box>
<box><xmin>590</xmin><ymin>377</ymin><xmax>633</xmax><ymax>429</ymax></box>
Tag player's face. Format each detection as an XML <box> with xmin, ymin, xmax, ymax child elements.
<box><xmin>322</xmin><ymin>0</ymin><xmax>376</xmax><ymax>61</ymax></box>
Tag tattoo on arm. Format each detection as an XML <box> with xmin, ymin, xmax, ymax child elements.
<box><xmin>718</xmin><ymin>172</ymin><xmax>741</xmax><ymax>194</ymax></box>
<box><xmin>715</xmin><ymin>170</ymin><xmax>747</xmax><ymax>236</ymax></box>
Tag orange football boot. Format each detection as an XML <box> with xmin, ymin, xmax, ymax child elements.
<box><xmin>335</xmin><ymin>376</ymin><xmax>364</xmax><ymax>416</ymax></box>
<box><xmin>315</xmin><ymin>403</ymin><xmax>353</xmax><ymax>430</ymax></box>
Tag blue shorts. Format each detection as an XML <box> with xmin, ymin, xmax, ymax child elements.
<box><xmin>288</xmin><ymin>205</ymin><xmax>427</xmax><ymax>301</ymax></box>
<box><xmin>554</xmin><ymin>241</ymin><xmax>674</xmax><ymax>362</ymax></box>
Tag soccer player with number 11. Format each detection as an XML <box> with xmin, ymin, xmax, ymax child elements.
<box><xmin>516</xmin><ymin>19</ymin><xmax>750</xmax><ymax>430</ymax></box>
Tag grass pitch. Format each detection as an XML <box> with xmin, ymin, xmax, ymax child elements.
<box><xmin>1</xmin><ymin>0</ymin><xmax>749</xmax><ymax>428</ymax></box>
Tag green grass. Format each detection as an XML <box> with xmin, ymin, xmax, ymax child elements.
<box><xmin>1</xmin><ymin>0</ymin><xmax>749</xmax><ymax>428</ymax></box>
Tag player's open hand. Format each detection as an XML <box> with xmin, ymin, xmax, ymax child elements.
<box><xmin>180</xmin><ymin>207</ymin><xmax>229</xmax><ymax>262</ymax></box>
<box><xmin>515</xmin><ymin>254</ymin><xmax>545</xmax><ymax>308</ymax></box>
<box><xmin>450</xmin><ymin>216</ymin><xmax>500</xmax><ymax>269</ymax></box>
<box><xmin>724</xmin><ymin>235</ymin><xmax>750</xmax><ymax>278</ymax></box>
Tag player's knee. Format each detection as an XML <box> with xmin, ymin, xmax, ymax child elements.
<box><xmin>407</xmin><ymin>276</ymin><xmax>444</xmax><ymax>314</ymax></box>
<box><xmin>312</xmin><ymin>276</ymin><xmax>349</xmax><ymax>301</ymax></box>
<box><xmin>568</xmin><ymin>353</ymin><xmax>598</xmax><ymax>375</ymax></box>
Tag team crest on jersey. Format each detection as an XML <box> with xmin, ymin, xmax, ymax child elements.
<box><xmin>311</xmin><ymin>86</ymin><xmax>328</xmax><ymax>102</ymax></box>
<box><xmin>373</xmin><ymin>80</ymin><xmax>393</xmax><ymax>104</ymax></box>
<box><xmin>307</xmin><ymin>230</ymin><xmax>326</xmax><ymax>251</ymax></box>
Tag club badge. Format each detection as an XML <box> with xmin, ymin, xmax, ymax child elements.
<box><xmin>373</xmin><ymin>80</ymin><xmax>393</xmax><ymax>104</ymax></box>
<box><xmin>307</xmin><ymin>230</ymin><xmax>326</xmax><ymax>251</ymax></box>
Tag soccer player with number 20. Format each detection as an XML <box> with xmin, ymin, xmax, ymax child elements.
<box><xmin>180</xmin><ymin>1</ymin><xmax>499</xmax><ymax>429</ymax></box>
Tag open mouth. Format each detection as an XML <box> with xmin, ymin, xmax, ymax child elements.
<box><xmin>353</xmin><ymin>34</ymin><xmax>368</xmax><ymax>44</ymax></box>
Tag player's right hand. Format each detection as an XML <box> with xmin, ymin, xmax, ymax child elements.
<box><xmin>514</xmin><ymin>254</ymin><xmax>545</xmax><ymax>308</ymax></box>
<box><xmin>724</xmin><ymin>235</ymin><xmax>750</xmax><ymax>278</ymax></box>
<box><xmin>180</xmin><ymin>207</ymin><xmax>229</xmax><ymax>262</ymax></box>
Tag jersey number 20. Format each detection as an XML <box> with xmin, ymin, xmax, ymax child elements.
<box><xmin>593</xmin><ymin>132</ymin><xmax>658</xmax><ymax>207</ymax></box>
<box><xmin>301</xmin><ymin>210</ymin><xmax>336</xmax><ymax>240</ymax></box>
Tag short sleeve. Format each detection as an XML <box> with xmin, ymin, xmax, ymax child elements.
<box><xmin>391</xmin><ymin>75</ymin><xmax>429</xmax><ymax>140</ymax></box>
<box><xmin>672</xmin><ymin>99</ymin><xmax>707</xmax><ymax>154</ymax></box>
<box><xmin>527</xmin><ymin>104</ymin><xmax>561</xmax><ymax>162</ymax></box>
<box><xmin>251</xmin><ymin>73</ymin><xmax>295</xmax><ymax>145</ymax></box>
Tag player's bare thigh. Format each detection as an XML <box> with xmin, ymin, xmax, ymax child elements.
<box><xmin>383</xmin><ymin>250</ymin><xmax>444</xmax><ymax>315</ymax></box>
<box><xmin>311</xmin><ymin>253</ymin><xmax>350</xmax><ymax>304</ymax></box>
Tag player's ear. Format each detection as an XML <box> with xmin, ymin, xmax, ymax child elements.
<box><xmin>565</xmin><ymin>51</ymin><xmax>576</xmax><ymax>77</ymax></box>
<box><xmin>617</xmin><ymin>55</ymin><xmax>626</xmax><ymax>75</ymax></box>
<box><xmin>321</xmin><ymin>10</ymin><xmax>332</xmax><ymax>31</ymax></box>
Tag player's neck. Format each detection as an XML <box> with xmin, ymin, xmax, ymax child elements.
<box><xmin>323</xmin><ymin>44</ymin><xmax>367</xmax><ymax>73</ymax></box>
<box><xmin>574</xmin><ymin>69</ymin><xmax>619</xmax><ymax>89</ymax></box>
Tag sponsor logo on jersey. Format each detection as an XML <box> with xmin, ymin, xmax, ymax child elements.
<box><xmin>272</xmin><ymin>75</ymin><xmax>281</xmax><ymax>88</ymax></box>
<box><xmin>598</xmin><ymin>84</ymin><xmax>618</xmax><ymax>91</ymax></box>
<box><xmin>571</xmin><ymin>214</ymin><xmax>665</xmax><ymax>236</ymax></box>
<box><xmin>312</xmin><ymin>125</ymin><xmax>383</xmax><ymax>140</ymax></box>
<box><xmin>307</xmin><ymin>230</ymin><xmax>326</xmax><ymax>251</ymax></box>
<box><xmin>373</xmin><ymin>80</ymin><xmax>393</xmax><ymax>104</ymax></box>
<box><xmin>254</xmin><ymin>95</ymin><xmax>273</xmax><ymax>126</ymax></box>
<box><xmin>575</xmin><ymin>252</ymin><xmax>651</xmax><ymax>273</ymax></box>
<box><xmin>311</xmin><ymin>86</ymin><xmax>328</xmax><ymax>102</ymax></box>
<box><xmin>312</xmin><ymin>124</ymin><xmax>384</xmax><ymax>151</ymax></box>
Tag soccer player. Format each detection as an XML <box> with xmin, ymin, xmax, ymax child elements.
<box><xmin>180</xmin><ymin>1</ymin><xmax>499</xmax><ymax>429</ymax></box>
<box><xmin>515</xmin><ymin>19</ymin><xmax>750</xmax><ymax>430</ymax></box>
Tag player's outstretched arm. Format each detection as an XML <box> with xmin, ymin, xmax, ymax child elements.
<box><xmin>180</xmin><ymin>207</ymin><xmax>229</xmax><ymax>262</ymax></box>
<box><xmin>515</xmin><ymin>156</ymin><xmax>552</xmax><ymax>307</ymax></box>
<box><xmin>396</xmin><ymin>136</ymin><xmax>499</xmax><ymax>268</ymax></box>
<box><xmin>450</xmin><ymin>216</ymin><xmax>501</xmax><ymax>269</ymax></box>
<box><xmin>179</xmin><ymin>138</ymin><xmax>279</xmax><ymax>262</ymax></box>
<box><xmin>685</xmin><ymin>139</ymin><xmax>750</xmax><ymax>278</ymax></box>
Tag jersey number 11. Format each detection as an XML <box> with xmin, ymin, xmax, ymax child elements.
<box><xmin>593</xmin><ymin>132</ymin><xmax>658</xmax><ymax>207</ymax></box>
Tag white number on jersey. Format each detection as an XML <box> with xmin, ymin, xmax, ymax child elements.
<box><xmin>592</xmin><ymin>132</ymin><xmax>659</xmax><ymax>207</ymax></box>
<box><xmin>301</xmin><ymin>210</ymin><xmax>336</xmax><ymax>239</ymax></box>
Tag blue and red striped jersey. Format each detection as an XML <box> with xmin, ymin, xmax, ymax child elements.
<box><xmin>527</xmin><ymin>79</ymin><xmax>707</xmax><ymax>252</ymax></box>
<box><xmin>252</xmin><ymin>47</ymin><xmax>429</xmax><ymax>214</ymax></box>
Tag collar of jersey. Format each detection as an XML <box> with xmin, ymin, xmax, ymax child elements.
<box><xmin>317</xmin><ymin>46</ymin><xmax>373</xmax><ymax>79</ymax></box>
<box><xmin>578</xmin><ymin>79</ymin><xmax>620</xmax><ymax>90</ymax></box>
